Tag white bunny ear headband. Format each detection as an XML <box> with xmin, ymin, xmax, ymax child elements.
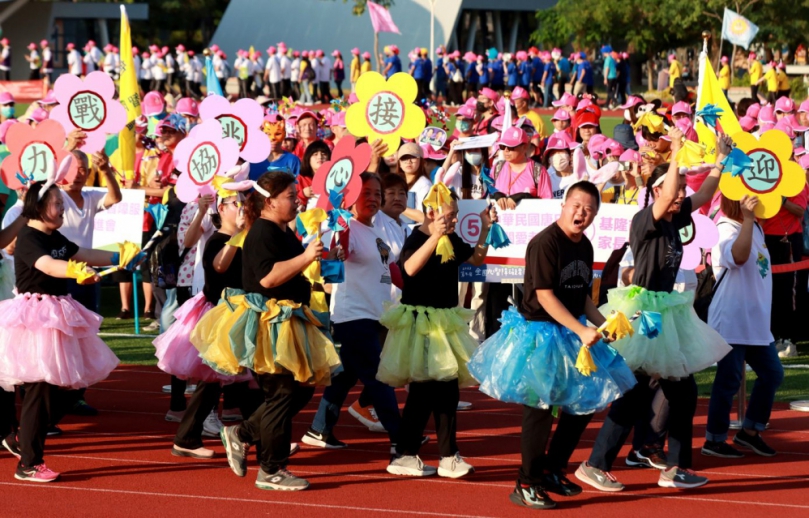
<box><xmin>38</xmin><ymin>154</ymin><xmax>73</xmax><ymax>200</ymax></box>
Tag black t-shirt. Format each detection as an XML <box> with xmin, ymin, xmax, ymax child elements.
<box><xmin>399</xmin><ymin>230</ymin><xmax>474</xmax><ymax>309</ymax></box>
<box><xmin>202</xmin><ymin>231</ymin><xmax>243</xmax><ymax>304</ymax></box>
<box><xmin>14</xmin><ymin>226</ymin><xmax>80</xmax><ymax>296</ymax></box>
<box><xmin>242</xmin><ymin>218</ymin><xmax>310</xmax><ymax>304</ymax></box>
<box><xmin>630</xmin><ymin>197</ymin><xmax>692</xmax><ymax>293</ymax></box>
<box><xmin>521</xmin><ymin>222</ymin><xmax>593</xmax><ymax>323</ymax></box>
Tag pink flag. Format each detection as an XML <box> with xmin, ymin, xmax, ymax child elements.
<box><xmin>367</xmin><ymin>1</ymin><xmax>400</xmax><ymax>34</ymax></box>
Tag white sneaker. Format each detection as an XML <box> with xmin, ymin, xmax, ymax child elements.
<box><xmin>386</xmin><ymin>455</ymin><xmax>437</xmax><ymax>477</ymax></box>
<box><xmin>202</xmin><ymin>411</ymin><xmax>223</xmax><ymax>438</ymax></box>
<box><xmin>348</xmin><ymin>401</ymin><xmax>386</xmax><ymax>433</ymax></box>
<box><xmin>774</xmin><ymin>339</ymin><xmax>787</xmax><ymax>354</ymax></box>
<box><xmin>457</xmin><ymin>401</ymin><xmax>473</xmax><ymax>411</ymax></box>
<box><xmin>778</xmin><ymin>340</ymin><xmax>798</xmax><ymax>358</ymax></box>
<box><xmin>143</xmin><ymin>321</ymin><xmax>160</xmax><ymax>332</ymax></box>
<box><xmin>438</xmin><ymin>452</ymin><xmax>474</xmax><ymax>478</ymax></box>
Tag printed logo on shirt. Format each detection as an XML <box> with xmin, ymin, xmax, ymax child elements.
<box><xmin>756</xmin><ymin>252</ymin><xmax>769</xmax><ymax>278</ymax></box>
<box><xmin>51</xmin><ymin>246</ymin><xmax>68</xmax><ymax>259</ymax></box>
<box><xmin>665</xmin><ymin>242</ymin><xmax>683</xmax><ymax>269</ymax></box>
<box><xmin>559</xmin><ymin>260</ymin><xmax>591</xmax><ymax>289</ymax></box>
<box><xmin>376</xmin><ymin>237</ymin><xmax>392</xmax><ymax>284</ymax></box>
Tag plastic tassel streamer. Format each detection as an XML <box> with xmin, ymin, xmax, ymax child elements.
<box><xmin>633</xmin><ymin>111</ymin><xmax>665</xmax><ymax>134</ymax></box>
<box><xmin>638</xmin><ymin>311</ymin><xmax>662</xmax><ymax>338</ymax></box>
<box><xmin>479</xmin><ymin>167</ymin><xmax>498</xmax><ymax>194</ymax></box>
<box><xmin>226</xmin><ymin>230</ymin><xmax>247</xmax><ymax>248</ymax></box>
<box><xmin>422</xmin><ymin>182</ymin><xmax>455</xmax><ymax>263</ymax></box>
<box><xmin>296</xmin><ymin>208</ymin><xmax>328</xmax><ymax>239</ymax></box>
<box><xmin>66</xmin><ymin>260</ymin><xmax>95</xmax><ymax>283</ymax></box>
<box><xmin>575</xmin><ymin>347</ymin><xmax>598</xmax><ymax>377</ymax></box>
<box><xmin>321</xmin><ymin>259</ymin><xmax>345</xmax><ymax>283</ymax></box>
<box><xmin>675</xmin><ymin>140</ymin><xmax>707</xmax><ymax>168</ymax></box>
<box><xmin>485</xmin><ymin>222</ymin><xmax>511</xmax><ymax>249</ymax></box>
<box><xmin>99</xmin><ymin>241</ymin><xmax>143</xmax><ymax>277</ymax></box>
<box><xmin>697</xmin><ymin>104</ymin><xmax>723</xmax><ymax>129</ymax></box>
<box><xmin>597</xmin><ymin>310</ymin><xmax>635</xmax><ymax>341</ymax></box>
<box><xmin>721</xmin><ymin>147</ymin><xmax>753</xmax><ymax>178</ymax></box>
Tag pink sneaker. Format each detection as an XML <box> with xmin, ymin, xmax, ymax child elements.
<box><xmin>14</xmin><ymin>463</ymin><xmax>60</xmax><ymax>483</ymax></box>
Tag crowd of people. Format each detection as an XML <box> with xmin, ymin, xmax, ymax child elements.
<box><xmin>0</xmin><ymin>35</ymin><xmax>805</xmax><ymax>511</ymax></box>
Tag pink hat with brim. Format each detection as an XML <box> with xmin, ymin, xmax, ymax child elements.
<box><xmin>543</xmin><ymin>132</ymin><xmax>576</xmax><ymax>157</ymax></box>
<box><xmin>456</xmin><ymin>105</ymin><xmax>475</xmax><ymax>119</ymax></box>
<box><xmin>351</xmin><ymin>48</ymin><xmax>360</xmax><ymax>55</ymax></box>
<box><xmin>37</xmin><ymin>90</ymin><xmax>58</xmax><ymax>106</ymax></box>
<box><xmin>576</xmin><ymin>98</ymin><xmax>594</xmax><ymax>111</ymax></box>
<box><xmin>618</xmin><ymin>96</ymin><xmax>644</xmax><ymax>110</ymax></box>
<box><xmin>746</xmin><ymin>103</ymin><xmax>761</xmax><ymax>118</ymax></box>
<box><xmin>479</xmin><ymin>87</ymin><xmax>499</xmax><ymax>103</ymax></box>
<box><xmin>330</xmin><ymin>111</ymin><xmax>346</xmax><ymax>127</ymax></box>
<box><xmin>510</xmin><ymin>86</ymin><xmax>529</xmax><ymax>101</ymax></box>
<box><xmin>25</xmin><ymin>107</ymin><xmax>49</xmax><ymax>124</ymax></box>
<box><xmin>800</xmin><ymin>154</ymin><xmax>809</xmax><ymax>170</ymax></box>
<box><xmin>551</xmin><ymin>109</ymin><xmax>571</xmax><ymax>121</ymax></box>
<box><xmin>142</xmin><ymin>91</ymin><xmax>165</xmax><ymax>117</ymax></box>
<box><xmin>515</xmin><ymin>51</ymin><xmax>528</xmax><ymax>61</ymax></box>
<box><xmin>421</xmin><ymin>144</ymin><xmax>447</xmax><ymax>161</ymax></box>
<box><xmin>175</xmin><ymin>97</ymin><xmax>199</xmax><ymax>117</ymax></box>
<box><xmin>775</xmin><ymin>96</ymin><xmax>796</xmax><ymax>113</ymax></box>
<box><xmin>0</xmin><ymin>92</ymin><xmax>14</xmax><ymax>105</ymax></box>
<box><xmin>795</xmin><ymin>147</ymin><xmax>807</xmax><ymax>157</ymax></box>
<box><xmin>672</xmin><ymin>101</ymin><xmax>692</xmax><ymax>116</ymax></box>
<box><xmin>0</xmin><ymin>119</ymin><xmax>18</xmax><ymax>143</ymax></box>
<box><xmin>362</xmin><ymin>52</ymin><xmax>371</xmax><ymax>59</ymax></box>
<box><xmin>799</xmin><ymin>100</ymin><xmax>809</xmax><ymax>114</ymax></box>
<box><xmin>619</xmin><ymin>149</ymin><xmax>641</xmax><ymax>163</ymax></box>
<box><xmin>552</xmin><ymin>92</ymin><xmax>578</xmax><ymax>109</ymax></box>
<box><xmin>498</xmin><ymin>126</ymin><xmax>529</xmax><ymax>148</ymax></box>
<box><xmin>758</xmin><ymin>105</ymin><xmax>776</xmax><ymax>125</ymax></box>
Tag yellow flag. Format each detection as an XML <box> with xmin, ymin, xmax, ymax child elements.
<box><xmin>118</xmin><ymin>5</ymin><xmax>141</xmax><ymax>181</ymax></box>
<box><xmin>697</xmin><ymin>58</ymin><xmax>743</xmax><ymax>162</ymax></box>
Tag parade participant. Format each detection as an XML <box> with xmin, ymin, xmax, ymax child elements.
<box><xmin>776</xmin><ymin>62</ymin><xmax>790</xmax><ymax>99</ymax></box>
<box><xmin>572</xmin><ymin>53</ymin><xmax>594</xmax><ymax>96</ymax></box>
<box><xmin>0</xmin><ymin>92</ymin><xmax>15</xmax><ymax>123</ymax></box>
<box><xmin>603</xmin><ymin>47</ymin><xmax>619</xmax><ymax>109</ymax></box>
<box><xmin>0</xmin><ymin>38</ymin><xmax>10</xmax><ymax>80</ymax></box>
<box><xmin>576</xmin><ymin>130</ymin><xmax>733</xmax><ymax>491</ymax></box>
<box><xmin>543</xmin><ymin>132</ymin><xmax>578</xmax><ymax>199</ymax></box>
<box><xmin>302</xmin><ymin>173</ymin><xmax>402</xmax><ymax>450</ymax></box>
<box><xmin>489</xmin><ymin>49</ymin><xmax>505</xmax><ymax>93</ymax></box>
<box><xmin>541</xmin><ymin>52</ymin><xmax>557</xmax><ymax>108</ymax></box>
<box><xmin>477</xmin><ymin>54</ymin><xmax>490</xmax><ymax>93</ymax></box>
<box><xmin>332</xmin><ymin>50</ymin><xmax>345</xmax><ymax>99</ymax></box>
<box><xmin>278</xmin><ymin>45</ymin><xmax>291</xmax><ymax>98</ymax></box>
<box><xmin>317</xmin><ymin>49</ymin><xmax>332</xmax><ymax>103</ymax></box>
<box><xmin>469</xmin><ymin>181</ymin><xmax>636</xmax><ymax>509</ymax></box>
<box><xmin>25</xmin><ymin>43</ymin><xmax>41</xmax><ymax>80</ymax></box>
<box><xmin>492</xmin><ymin>126</ymin><xmax>551</xmax><ymax>209</ymax></box>
<box><xmin>382</xmin><ymin>45</ymin><xmax>402</xmax><ymax>79</ymax></box>
<box><xmin>718</xmin><ymin>56</ymin><xmax>731</xmax><ymax>99</ymax></box>
<box><xmin>454</xmin><ymin>103</ymin><xmax>476</xmax><ymax>139</ymax></box>
<box><xmin>397</xmin><ymin>142</ymin><xmax>433</xmax><ymax>224</ymax></box>
<box><xmin>299</xmin><ymin>52</ymin><xmax>315</xmax><ymax>106</ymax></box>
<box><xmin>165</xmin><ymin>46</ymin><xmax>176</xmax><ymax>93</ymax></box>
<box><xmin>0</xmin><ymin>178</ymin><xmax>142</xmax><ymax>482</ymax></box>
<box><xmin>290</xmin><ymin>50</ymin><xmax>302</xmax><ymax>100</ymax></box>
<box><xmin>293</xmin><ymin>111</ymin><xmax>322</xmax><ymax>160</ymax></box>
<box><xmin>551</xmin><ymin>109</ymin><xmax>571</xmax><ymax>134</ymax></box>
<box><xmin>434</xmin><ymin>47</ymin><xmax>448</xmax><ymax>102</ymax></box>
<box><xmin>512</xmin><ymin>86</ymin><xmax>544</xmax><ymax>137</ymax></box>
<box><xmin>361</xmin><ymin>51</ymin><xmax>372</xmax><ymax>77</ymax></box>
<box><xmin>748</xmin><ymin>52</ymin><xmax>762</xmax><ymax>101</ymax></box>
<box><xmin>702</xmin><ymin>195</ymin><xmax>783</xmax><ymax>459</ymax></box>
<box><xmin>529</xmin><ymin>48</ymin><xmax>544</xmax><ymax>107</ymax></box>
<box><xmin>296</xmin><ymin>140</ymin><xmax>331</xmax><ymax>209</ymax></box>
<box><xmin>196</xmin><ymin>171</ymin><xmax>341</xmax><ymax>491</ymax></box>
<box><xmin>251</xmin><ymin>114</ymin><xmax>301</xmax><ymax>179</ymax></box>
<box><xmin>756</xmin><ymin>62</ymin><xmax>778</xmax><ymax>105</ymax></box>
<box><xmin>382</xmin><ymin>184</ymin><xmax>496</xmax><ymax>478</ymax></box>
<box><xmin>516</xmin><ymin>51</ymin><xmax>531</xmax><ymax>95</ymax></box>
<box><xmin>350</xmin><ymin>48</ymin><xmax>361</xmax><ymax>93</ymax></box>
<box><xmin>66</xmin><ymin>43</ymin><xmax>82</xmax><ymax>77</ymax></box>
<box><xmin>264</xmin><ymin>46</ymin><xmax>281</xmax><ymax>100</ymax></box>
<box><xmin>40</xmin><ymin>40</ymin><xmax>53</xmax><ymax>83</ymax></box>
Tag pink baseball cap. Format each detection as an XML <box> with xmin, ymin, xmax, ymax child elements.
<box><xmin>800</xmin><ymin>154</ymin><xmax>809</xmax><ymax>170</ymax></box>
<box><xmin>37</xmin><ymin>90</ymin><xmax>57</xmax><ymax>106</ymax></box>
<box><xmin>421</xmin><ymin>143</ymin><xmax>447</xmax><ymax>161</ymax></box>
<box><xmin>330</xmin><ymin>111</ymin><xmax>346</xmax><ymax>128</ymax></box>
<box><xmin>498</xmin><ymin>126</ymin><xmax>529</xmax><ymax>148</ymax></box>
<box><xmin>798</xmin><ymin>100</ymin><xmax>809</xmax><ymax>114</ymax></box>
<box><xmin>188</xmin><ymin>50</ymin><xmax>195</xmax><ymax>56</ymax></box>
<box><xmin>577</xmin><ymin>98</ymin><xmax>594</xmax><ymax>110</ymax></box>
<box><xmin>746</xmin><ymin>103</ymin><xmax>761</xmax><ymax>118</ymax></box>
<box><xmin>479</xmin><ymin>87</ymin><xmax>499</xmax><ymax>103</ymax></box>
<box><xmin>362</xmin><ymin>51</ymin><xmax>370</xmax><ymax>59</ymax></box>
<box><xmin>293</xmin><ymin>50</ymin><xmax>300</xmax><ymax>58</ymax></box>
<box><xmin>267</xmin><ymin>46</ymin><xmax>276</xmax><ymax>54</ymax></box>
<box><xmin>132</xmin><ymin>46</ymin><xmax>139</xmax><ymax>54</ymax></box>
<box><xmin>758</xmin><ymin>122</ymin><xmax>776</xmax><ymax>133</ymax></box>
<box><xmin>618</xmin><ymin>96</ymin><xmax>644</xmax><ymax>110</ymax></box>
<box><xmin>25</xmin><ymin>107</ymin><xmax>49</xmax><ymax>124</ymax></box>
<box><xmin>175</xmin><ymin>97</ymin><xmax>199</xmax><ymax>117</ymax></box>
<box><xmin>544</xmin><ymin>132</ymin><xmax>576</xmax><ymax>157</ymax></box>
<box><xmin>720</xmin><ymin>56</ymin><xmax>729</xmax><ymax>64</ymax></box>
<box><xmin>667</xmin><ymin>53</ymin><xmax>676</xmax><ymax>63</ymax></box>
<box><xmin>210</xmin><ymin>44</ymin><xmax>220</xmax><ymax>52</ymax></box>
<box><xmin>788</xmin><ymin>115</ymin><xmax>809</xmax><ymax>132</ymax></box>
<box><xmin>40</xmin><ymin>40</ymin><xmax>49</xmax><ymax>47</ymax></box>
<box><xmin>316</xmin><ymin>49</ymin><xmax>324</xmax><ymax>57</ymax></box>
<box><xmin>515</xmin><ymin>50</ymin><xmax>528</xmax><ymax>61</ymax></box>
<box><xmin>510</xmin><ymin>86</ymin><xmax>529</xmax><ymax>101</ymax></box>
<box><xmin>619</xmin><ymin>149</ymin><xmax>641</xmax><ymax>163</ymax></box>
<box><xmin>176</xmin><ymin>44</ymin><xmax>186</xmax><ymax>52</ymax></box>
<box><xmin>552</xmin><ymin>92</ymin><xmax>578</xmax><ymax>109</ymax></box>
<box><xmin>351</xmin><ymin>48</ymin><xmax>360</xmax><ymax>55</ymax></box>
<box><xmin>66</xmin><ymin>43</ymin><xmax>75</xmax><ymax>50</ymax></box>
<box><xmin>456</xmin><ymin>105</ymin><xmax>475</xmax><ymax>119</ymax></box>
<box><xmin>775</xmin><ymin>96</ymin><xmax>796</xmax><ymax>113</ymax></box>
<box><xmin>671</xmin><ymin>101</ymin><xmax>692</xmax><ymax>115</ymax></box>
<box><xmin>774</xmin><ymin>118</ymin><xmax>795</xmax><ymax>139</ymax></box>
<box><xmin>758</xmin><ymin>105</ymin><xmax>776</xmax><ymax>124</ymax></box>
<box><xmin>332</xmin><ymin>49</ymin><xmax>341</xmax><ymax>57</ymax></box>
<box><xmin>27</xmin><ymin>42</ymin><xmax>36</xmax><ymax>50</ymax></box>
<box><xmin>0</xmin><ymin>92</ymin><xmax>14</xmax><ymax>105</ymax></box>
<box><xmin>551</xmin><ymin>109</ymin><xmax>571</xmax><ymax>122</ymax></box>
<box><xmin>301</xmin><ymin>51</ymin><xmax>309</xmax><ymax>57</ymax></box>
<box><xmin>141</xmin><ymin>91</ymin><xmax>165</xmax><ymax>117</ymax></box>
<box><xmin>795</xmin><ymin>147</ymin><xmax>807</xmax><ymax>157</ymax></box>
<box><xmin>740</xmin><ymin>115</ymin><xmax>757</xmax><ymax>132</ymax></box>
<box><xmin>0</xmin><ymin>119</ymin><xmax>18</xmax><ymax>143</ymax></box>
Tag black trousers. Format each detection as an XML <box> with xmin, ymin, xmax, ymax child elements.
<box><xmin>765</xmin><ymin>232</ymin><xmax>803</xmax><ymax>341</ymax></box>
<box><xmin>396</xmin><ymin>380</ymin><xmax>459</xmax><ymax>458</ymax></box>
<box><xmin>19</xmin><ymin>383</ymin><xmax>73</xmax><ymax>467</ymax></box>
<box><xmin>750</xmin><ymin>84</ymin><xmax>759</xmax><ymax>100</ymax></box>
<box><xmin>519</xmin><ymin>406</ymin><xmax>593</xmax><ymax>486</ymax></box>
<box><xmin>269</xmin><ymin>81</ymin><xmax>281</xmax><ymax>100</ymax></box>
<box><xmin>174</xmin><ymin>381</ymin><xmax>262</xmax><ymax>450</ymax></box>
<box><xmin>1</xmin><ymin>388</ymin><xmax>17</xmax><ymax>440</ymax></box>
<box><xmin>282</xmin><ymin>79</ymin><xmax>292</xmax><ymax>98</ymax></box>
<box><xmin>237</xmin><ymin>373</ymin><xmax>314</xmax><ymax>473</ymax></box>
<box><xmin>589</xmin><ymin>374</ymin><xmax>697</xmax><ymax>471</ymax></box>
<box><xmin>631</xmin><ymin>382</ymin><xmax>669</xmax><ymax>450</ymax></box>
<box><xmin>319</xmin><ymin>81</ymin><xmax>331</xmax><ymax>102</ymax></box>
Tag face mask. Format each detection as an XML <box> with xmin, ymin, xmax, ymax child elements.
<box><xmin>475</xmin><ymin>101</ymin><xmax>488</xmax><ymax>114</ymax></box>
<box><xmin>185</xmin><ymin>119</ymin><xmax>198</xmax><ymax>133</ymax></box>
<box><xmin>457</xmin><ymin>120</ymin><xmax>472</xmax><ymax>133</ymax></box>
<box><xmin>1</xmin><ymin>106</ymin><xmax>13</xmax><ymax>118</ymax></box>
<box><xmin>551</xmin><ymin>153</ymin><xmax>570</xmax><ymax>171</ymax></box>
<box><xmin>464</xmin><ymin>152</ymin><xmax>483</xmax><ymax>166</ymax></box>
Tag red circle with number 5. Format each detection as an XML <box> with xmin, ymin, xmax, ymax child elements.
<box><xmin>460</xmin><ymin>213</ymin><xmax>482</xmax><ymax>243</ymax></box>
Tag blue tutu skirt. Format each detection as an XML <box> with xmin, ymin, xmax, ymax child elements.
<box><xmin>467</xmin><ymin>307</ymin><xmax>637</xmax><ymax>415</ymax></box>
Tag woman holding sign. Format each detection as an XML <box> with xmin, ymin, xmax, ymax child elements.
<box><xmin>193</xmin><ymin>171</ymin><xmax>341</xmax><ymax>491</ymax></box>
<box><xmin>576</xmin><ymin>129</ymin><xmax>732</xmax><ymax>492</ymax></box>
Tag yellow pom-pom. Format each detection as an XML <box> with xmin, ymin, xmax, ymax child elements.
<box><xmin>435</xmin><ymin>235</ymin><xmax>455</xmax><ymax>264</ymax></box>
<box><xmin>597</xmin><ymin>311</ymin><xmax>635</xmax><ymax>341</ymax></box>
<box><xmin>66</xmin><ymin>260</ymin><xmax>95</xmax><ymax>283</ymax></box>
<box><xmin>575</xmin><ymin>347</ymin><xmax>598</xmax><ymax>377</ymax></box>
<box><xmin>226</xmin><ymin>230</ymin><xmax>246</xmax><ymax>248</ymax></box>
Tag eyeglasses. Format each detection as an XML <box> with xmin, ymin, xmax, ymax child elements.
<box><xmin>222</xmin><ymin>201</ymin><xmax>243</xmax><ymax>208</ymax></box>
<box><xmin>500</xmin><ymin>145</ymin><xmax>521</xmax><ymax>151</ymax></box>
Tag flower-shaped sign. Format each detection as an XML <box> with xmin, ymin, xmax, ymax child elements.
<box><xmin>0</xmin><ymin>120</ymin><xmax>78</xmax><ymax>189</ymax></box>
<box><xmin>678</xmin><ymin>212</ymin><xmax>719</xmax><ymax>269</ymax></box>
<box><xmin>50</xmin><ymin>71</ymin><xmax>127</xmax><ymax>153</ymax></box>
<box><xmin>346</xmin><ymin>72</ymin><xmax>426</xmax><ymax>157</ymax></box>
<box><xmin>199</xmin><ymin>95</ymin><xmax>270</xmax><ymax>163</ymax></box>
<box><xmin>173</xmin><ymin>119</ymin><xmax>240</xmax><ymax>203</ymax></box>
<box><xmin>312</xmin><ymin>136</ymin><xmax>371</xmax><ymax>210</ymax></box>
<box><xmin>719</xmin><ymin>130</ymin><xmax>806</xmax><ymax>219</ymax></box>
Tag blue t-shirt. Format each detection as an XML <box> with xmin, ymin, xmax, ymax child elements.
<box><xmin>466</xmin><ymin>61</ymin><xmax>479</xmax><ymax>84</ymax></box>
<box><xmin>518</xmin><ymin>61</ymin><xmax>531</xmax><ymax>86</ymax></box>
<box><xmin>249</xmin><ymin>152</ymin><xmax>301</xmax><ymax>180</ymax></box>
<box><xmin>507</xmin><ymin>62</ymin><xmax>518</xmax><ymax>86</ymax></box>
<box><xmin>421</xmin><ymin>58</ymin><xmax>433</xmax><ymax>81</ymax></box>
<box><xmin>580</xmin><ymin>60</ymin><xmax>594</xmax><ymax>85</ymax></box>
<box><xmin>412</xmin><ymin>57</ymin><xmax>425</xmax><ymax>79</ymax></box>
<box><xmin>436</xmin><ymin>58</ymin><xmax>446</xmax><ymax>81</ymax></box>
<box><xmin>543</xmin><ymin>62</ymin><xmax>557</xmax><ymax>84</ymax></box>
<box><xmin>490</xmin><ymin>59</ymin><xmax>504</xmax><ymax>85</ymax></box>
<box><xmin>558</xmin><ymin>58</ymin><xmax>571</xmax><ymax>77</ymax></box>
<box><xmin>479</xmin><ymin>62</ymin><xmax>489</xmax><ymax>85</ymax></box>
<box><xmin>387</xmin><ymin>55</ymin><xmax>402</xmax><ymax>78</ymax></box>
<box><xmin>604</xmin><ymin>55</ymin><xmax>617</xmax><ymax>80</ymax></box>
<box><xmin>532</xmin><ymin>57</ymin><xmax>544</xmax><ymax>82</ymax></box>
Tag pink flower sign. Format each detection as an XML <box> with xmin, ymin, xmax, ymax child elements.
<box><xmin>173</xmin><ymin>119</ymin><xmax>240</xmax><ymax>203</ymax></box>
<box><xmin>50</xmin><ymin>71</ymin><xmax>127</xmax><ymax>153</ymax></box>
<box><xmin>312</xmin><ymin>136</ymin><xmax>371</xmax><ymax>210</ymax></box>
<box><xmin>199</xmin><ymin>95</ymin><xmax>270</xmax><ymax>163</ymax></box>
<box><xmin>0</xmin><ymin>120</ymin><xmax>78</xmax><ymax>189</ymax></box>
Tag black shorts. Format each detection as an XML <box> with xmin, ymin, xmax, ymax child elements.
<box><xmin>111</xmin><ymin>254</ymin><xmax>152</xmax><ymax>283</ymax></box>
<box><xmin>531</xmin><ymin>83</ymin><xmax>543</xmax><ymax>93</ymax></box>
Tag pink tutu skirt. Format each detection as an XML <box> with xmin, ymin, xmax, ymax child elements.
<box><xmin>0</xmin><ymin>293</ymin><xmax>119</xmax><ymax>389</ymax></box>
<box><xmin>153</xmin><ymin>292</ymin><xmax>252</xmax><ymax>384</ymax></box>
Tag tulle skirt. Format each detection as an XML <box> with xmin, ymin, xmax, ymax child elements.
<box><xmin>377</xmin><ymin>304</ymin><xmax>479</xmax><ymax>388</ymax></box>
<box><xmin>153</xmin><ymin>291</ymin><xmax>252</xmax><ymax>383</ymax></box>
<box><xmin>468</xmin><ymin>307</ymin><xmax>637</xmax><ymax>414</ymax></box>
<box><xmin>601</xmin><ymin>286</ymin><xmax>732</xmax><ymax>378</ymax></box>
<box><xmin>0</xmin><ymin>293</ymin><xmax>119</xmax><ymax>390</ymax></box>
<box><xmin>191</xmin><ymin>289</ymin><xmax>341</xmax><ymax>386</ymax></box>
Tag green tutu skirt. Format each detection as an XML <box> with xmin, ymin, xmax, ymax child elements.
<box><xmin>600</xmin><ymin>286</ymin><xmax>731</xmax><ymax>378</ymax></box>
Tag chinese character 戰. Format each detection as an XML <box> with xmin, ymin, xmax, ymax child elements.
<box><xmin>72</xmin><ymin>94</ymin><xmax>103</xmax><ymax>127</ymax></box>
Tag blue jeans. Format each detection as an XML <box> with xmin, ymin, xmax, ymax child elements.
<box><xmin>706</xmin><ymin>343</ymin><xmax>784</xmax><ymax>442</ymax></box>
<box><xmin>543</xmin><ymin>82</ymin><xmax>555</xmax><ymax>107</ymax></box>
<box><xmin>310</xmin><ymin>319</ymin><xmax>400</xmax><ymax>440</ymax></box>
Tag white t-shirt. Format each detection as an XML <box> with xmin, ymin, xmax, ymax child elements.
<box><xmin>29</xmin><ymin>50</ymin><xmax>40</xmax><ymax>70</ymax></box>
<box><xmin>133</xmin><ymin>55</ymin><xmax>142</xmax><ymax>79</ymax></box>
<box><xmin>280</xmin><ymin>54</ymin><xmax>292</xmax><ymax>79</ymax></box>
<box><xmin>140</xmin><ymin>57</ymin><xmax>152</xmax><ymax>80</ymax></box>
<box><xmin>59</xmin><ymin>190</ymin><xmax>108</xmax><ymax>249</ymax></box>
<box><xmin>319</xmin><ymin>57</ymin><xmax>332</xmax><ymax>82</ymax></box>
<box><xmin>103</xmin><ymin>52</ymin><xmax>116</xmax><ymax>73</ymax></box>
<box><xmin>709</xmin><ymin>218</ymin><xmax>773</xmax><ymax>346</ymax></box>
<box><xmin>330</xmin><ymin>219</ymin><xmax>394</xmax><ymax>323</ymax></box>
<box><xmin>437</xmin><ymin>162</ymin><xmax>488</xmax><ymax>200</ymax></box>
<box><xmin>177</xmin><ymin>202</ymin><xmax>214</xmax><ymax>292</ymax></box>
<box><xmin>0</xmin><ymin>47</ymin><xmax>10</xmax><ymax>71</ymax></box>
<box><xmin>213</xmin><ymin>54</ymin><xmax>225</xmax><ymax>78</ymax></box>
<box><xmin>165</xmin><ymin>53</ymin><xmax>175</xmax><ymax>73</ymax></box>
<box><xmin>548</xmin><ymin>167</ymin><xmax>578</xmax><ymax>200</ymax></box>
<box><xmin>265</xmin><ymin>55</ymin><xmax>281</xmax><ymax>83</ymax></box>
<box><xmin>410</xmin><ymin>175</ymin><xmax>432</xmax><ymax>211</ymax></box>
<box><xmin>67</xmin><ymin>50</ymin><xmax>82</xmax><ymax>75</ymax></box>
<box><xmin>374</xmin><ymin>211</ymin><xmax>410</xmax><ymax>302</ymax></box>
<box><xmin>291</xmin><ymin>58</ymin><xmax>301</xmax><ymax>82</ymax></box>
<box><xmin>618</xmin><ymin>246</ymin><xmax>697</xmax><ymax>293</ymax></box>
<box><xmin>83</xmin><ymin>52</ymin><xmax>96</xmax><ymax>73</ymax></box>
<box><xmin>152</xmin><ymin>57</ymin><xmax>167</xmax><ymax>80</ymax></box>
<box><xmin>42</xmin><ymin>49</ymin><xmax>53</xmax><ymax>72</ymax></box>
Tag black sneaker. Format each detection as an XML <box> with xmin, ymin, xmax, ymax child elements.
<box><xmin>46</xmin><ymin>425</ymin><xmax>63</xmax><ymax>437</ymax></box>
<box><xmin>509</xmin><ymin>481</ymin><xmax>557</xmax><ymax>510</ymax></box>
<box><xmin>300</xmin><ymin>428</ymin><xmax>347</xmax><ymax>449</ymax></box>
<box><xmin>2</xmin><ymin>436</ymin><xmax>21</xmax><ymax>459</ymax></box>
<box><xmin>69</xmin><ymin>399</ymin><xmax>98</xmax><ymax>416</ymax></box>
<box><xmin>625</xmin><ymin>450</ymin><xmax>650</xmax><ymax>468</ymax></box>
<box><xmin>541</xmin><ymin>470</ymin><xmax>582</xmax><ymax>497</ymax></box>
<box><xmin>636</xmin><ymin>447</ymin><xmax>668</xmax><ymax>470</ymax></box>
<box><xmin>701</xmin><ymin>440</ymin><xmax>744</xmax><ymax>459</ymax></box>
<box><xmin>143</xmin><ymin>310</ymin><xmax>156</xmax><ymax>320</ymax></box>
<box><xmin>116</xmin><ymin>309</ymin><xmax>132</xmax><ymax>320</ymax></box>
<box><xmin>733</xmin><ymin>430</ymin><xmax>776</xmax><ymax>457</ymax></box>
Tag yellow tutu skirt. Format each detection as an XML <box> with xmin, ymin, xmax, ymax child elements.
<box><xmin>377</xmin><ymin>304</ymin><xmax>479</xmax><ymax>388</ymax></box>
<box><xmin>191</xmin><ymin>289</ymin><xmax>342</xmax><ymax>386</ymax></box>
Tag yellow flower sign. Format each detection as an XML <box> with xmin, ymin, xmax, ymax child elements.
<box><xmin>719</xmin><ymin>130</ymin><xmax>805</xmax><ymax>219</ymax></box>
<box><xmin>346</xmin><ymin>71</ymin><xmax>426</xmax><ymax>157</ymax></box>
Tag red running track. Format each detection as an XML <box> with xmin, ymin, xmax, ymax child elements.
<box><xmin>2</xmin><ymin>365</ymin><xmax>808</xmax><ymax>517</ymax></box>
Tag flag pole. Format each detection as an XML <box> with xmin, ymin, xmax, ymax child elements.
<box><xmin>697</xmin><ymin>31</ymin><xmax>711</xmax><ymax>110</ymax></box>
<box><xmin>374</xmin><ymin>31</ymin><xmax>380</xmax><ymax>73</ymax></box>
